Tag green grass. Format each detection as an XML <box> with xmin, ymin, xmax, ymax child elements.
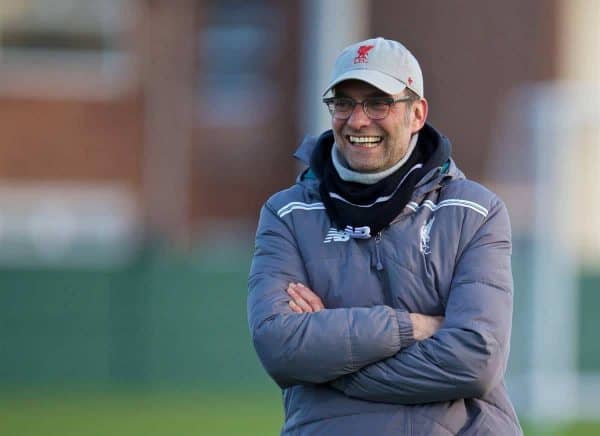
<box><xmin>1</xmin><ymin>388</ymin><xmax>283</xmax><ymax>436</ymax></box>
<box><xmin>2</xmin><ymin>388</ymin><xmax>599</xmax><ymax>436</ymax></box>
<box><xmin>523</xmin><ymin>422</ymin><xmax>600</xmax><ymax>436</ymax></box>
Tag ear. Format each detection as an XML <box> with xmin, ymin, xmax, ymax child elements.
<box><xmin>410</xmin><ymin>98</ymin><xmax>428</xmax><ymax>133</ymax></box>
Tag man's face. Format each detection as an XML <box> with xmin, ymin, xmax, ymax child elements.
<box><xmin>331</xmin><ymin>80</ymin><xmax>426</xmax><ymax>173</ymax></box>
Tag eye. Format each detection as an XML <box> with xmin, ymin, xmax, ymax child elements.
<box><xmin>333</xmin><ymin>98</ymin><xmax>353</xmax><ymax>111</ymax></box>
<box><xmin>367</xmin><ymin>98</ymin><xmax>390</xmax><ymax>111</ymax></box>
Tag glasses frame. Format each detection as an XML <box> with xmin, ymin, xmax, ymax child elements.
<box><xmin>322</xmin><ymin>95</ymin><xmax>416</xmax><ymax>120</ymax></box>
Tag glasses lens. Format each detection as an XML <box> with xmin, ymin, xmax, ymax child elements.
<box><xmin>328</xmin><ymin>98</ymin><xmax>354</xmax><ymax>119</ymax></box>
<box><xmin>365</xmin><ymin>98</ymin><xmax>390</xmax><ymax>120</ymax></box>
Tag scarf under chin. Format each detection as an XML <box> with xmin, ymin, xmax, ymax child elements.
<box><xmin>309</xmin><ymin>126</ymin><xmax>450</xmax><ymax>238</ymax></box>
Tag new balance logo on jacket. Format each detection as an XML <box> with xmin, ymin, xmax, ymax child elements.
<box><xmin>323</xmin><ymin>226</ymin><xmax>372</xmax><ymax>243</ymax></box>
<box><xmin>323</xmin><ymin>228</ymin><xmax>350</xmax><ymax>243</ymax></box>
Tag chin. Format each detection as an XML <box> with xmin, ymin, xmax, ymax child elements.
<box><xmin>349</xmin><ymin>161</ymin><xmax>382</xmax><ymax>173</ymax></box>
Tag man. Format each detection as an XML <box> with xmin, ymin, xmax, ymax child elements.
<box><xmin>248</xmin><ymin>37</ymin><xmax>522</xmax><ymax>435</ymax></box>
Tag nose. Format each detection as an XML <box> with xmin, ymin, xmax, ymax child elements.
<box><xmin>345</xmin><ymin>103</ymin><xmax>371</xmax><ymax>130</ymax></box>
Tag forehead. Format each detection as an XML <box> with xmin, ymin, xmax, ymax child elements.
<box><xmin>334</xmin><ymin>80</ymin><xmax>389</xmax><ymax>98</ymax></box>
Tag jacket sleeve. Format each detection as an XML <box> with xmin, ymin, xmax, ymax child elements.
<box><xmin>330</xmin><ymin>198</ymin><xmax>514</xmax><ymax>404</ymax></box>
<box><xmin>248</xmin><ymin>203</ymin><xmax>415</xmax><ymax>389</ymax></box>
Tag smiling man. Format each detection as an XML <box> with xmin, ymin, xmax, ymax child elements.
<box><xmin>248</xmin><ymin>37</ymin><xmax>522</xmax><ymax>435</ymax></box>
<box><xmin>327</xmin><ymin>81</ymin><xmax>423</xmax><ymax>173</ymax></box>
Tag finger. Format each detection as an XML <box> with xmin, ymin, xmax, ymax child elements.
<box><xmin>294</xmin><ymin>284</ymin><xmax>325</xmax><ymax>311</ymax></box>
<box><xmin>286</xmin><ymin>283</ymin><xmax>300</xmax><ymax>295</ymax></box>
<box><xmin>287</xmin><ymin>282</ymin><xmax>305</xmax><ymax>292</ymax></box>
<box><xmin>289</xmin><ymin>283</ymin><xmax>325</xmax><ymax>312</ymax></box>
<box><xmin>295</xmin><ymin>282</ymin><xmax>313</xmax><ymax>292</ymax></box>
<box><xmin>287</xmin><ymin>287</ymin><xmax>313</xmax><ymax>313</ymax></box>
<box><xmin>288</xmin><ymin>300</ymin><xmax>303</xmax><ymax>313</ymax></box>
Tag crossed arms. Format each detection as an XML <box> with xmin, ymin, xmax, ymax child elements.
<box><xmin>247</xmin><ymin>200</ymin><xmax>513</xmax><ymax>404</ymax></box>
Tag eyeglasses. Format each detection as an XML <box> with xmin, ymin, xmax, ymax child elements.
<box><xmin>323</xmin><ymin>96</ymin><xmax>415</xmax><ymax>120</ymax></box>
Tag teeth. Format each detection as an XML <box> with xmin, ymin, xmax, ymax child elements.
<box><xmin>348</xmin><ymin>135</ymin><xmax>382</xmax><ymax>145</ymax></box>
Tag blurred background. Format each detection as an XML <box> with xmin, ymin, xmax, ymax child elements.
<box><xmin>1</xmin><ymin>0</ymin><xmax>599</xmax><ymax>435</ymax></box>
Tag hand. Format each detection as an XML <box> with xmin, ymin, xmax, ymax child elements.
<box><xmin>286</xmin><ymin>283</ymin><xmax>325</xmax><ymax>313</ymax></box>
<box><xmin>409</xmin><ymin>313</ymin><xmax>444</xmax><ymax>341</ymax></box>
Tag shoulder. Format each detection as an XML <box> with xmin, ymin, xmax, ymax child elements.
<box><xmin>437</xmin><ymin>178</ymin><xmax>512</xmax><ymax>254</ymax></box>
<box><xmin>439</xmin><ymin>177</ymin><xmax>507</xmax><ymax>221</ymax></box>
<box><xmin>263</xmin><ymin>179</ymin><xmax>322</xmax><ymax>219</ymax></box>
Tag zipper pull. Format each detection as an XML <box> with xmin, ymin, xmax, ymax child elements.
<box><xmin>374</xmin><ymin>232</ymin><xmax>384</xmax><ymax>271</ymax></box>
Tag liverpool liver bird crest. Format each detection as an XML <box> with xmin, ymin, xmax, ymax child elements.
<box><xmin>354</xmin><ymin>45</ymin><xmax>375</xmax><ymax>63</ymax></box>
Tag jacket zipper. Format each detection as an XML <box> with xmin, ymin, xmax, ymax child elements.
<box><xmin>374</xmin><ymin>232</ymin><xmax>384</xmax><ymax>271</ymax></box>
<box><xmin>374</xmin><ymin>231</ymin><xmax>395</xmax><ymax>306</ymax></box>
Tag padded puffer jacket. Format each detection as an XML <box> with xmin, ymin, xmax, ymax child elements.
<box><xmin>248</xmin><ymin>124</ymin><xmax>522</xmax><ymax>435</ymax></box>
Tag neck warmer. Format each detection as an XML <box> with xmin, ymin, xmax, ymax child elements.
<box><xmin>331</xmin><ymin>133</ymin><xmax>419</xmax><ymax>185</ymax></box>
<box><xmin>310</xmin><ymin>124</ymin><xmax>451</xmax><ymax>238</ymax></box>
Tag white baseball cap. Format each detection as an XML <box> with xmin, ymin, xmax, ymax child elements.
<box><xmin>322</xmin><ymin>37</ymin><xmax>424</xmax><ymax>98</ymax></box>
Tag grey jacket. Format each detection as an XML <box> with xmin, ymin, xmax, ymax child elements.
<box><xmin>248</xmin><ymin>126</ymin><xmax>522</xmax><ymax>435</ymax></box>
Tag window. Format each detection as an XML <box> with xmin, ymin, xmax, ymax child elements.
<box><xmin>197</xmin><ymin>0</ymin><xmax>282</xmax><ymax>126</ymax></box>
<box><xmin>0</xmin><ymin>0</ymin><xmax>134</xmax><ymax>99</ymax></box>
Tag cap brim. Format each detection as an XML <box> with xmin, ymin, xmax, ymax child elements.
<box><xmin>322</xmin><ymin>69</ymin><xmax>407</xmax><ymax>96</ymax></box>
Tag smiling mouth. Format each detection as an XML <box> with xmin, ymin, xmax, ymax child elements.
<box><xmin>346</xmin><ymin>135</ymin><xmax>383</xmax><ymax>147</ymax></box>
